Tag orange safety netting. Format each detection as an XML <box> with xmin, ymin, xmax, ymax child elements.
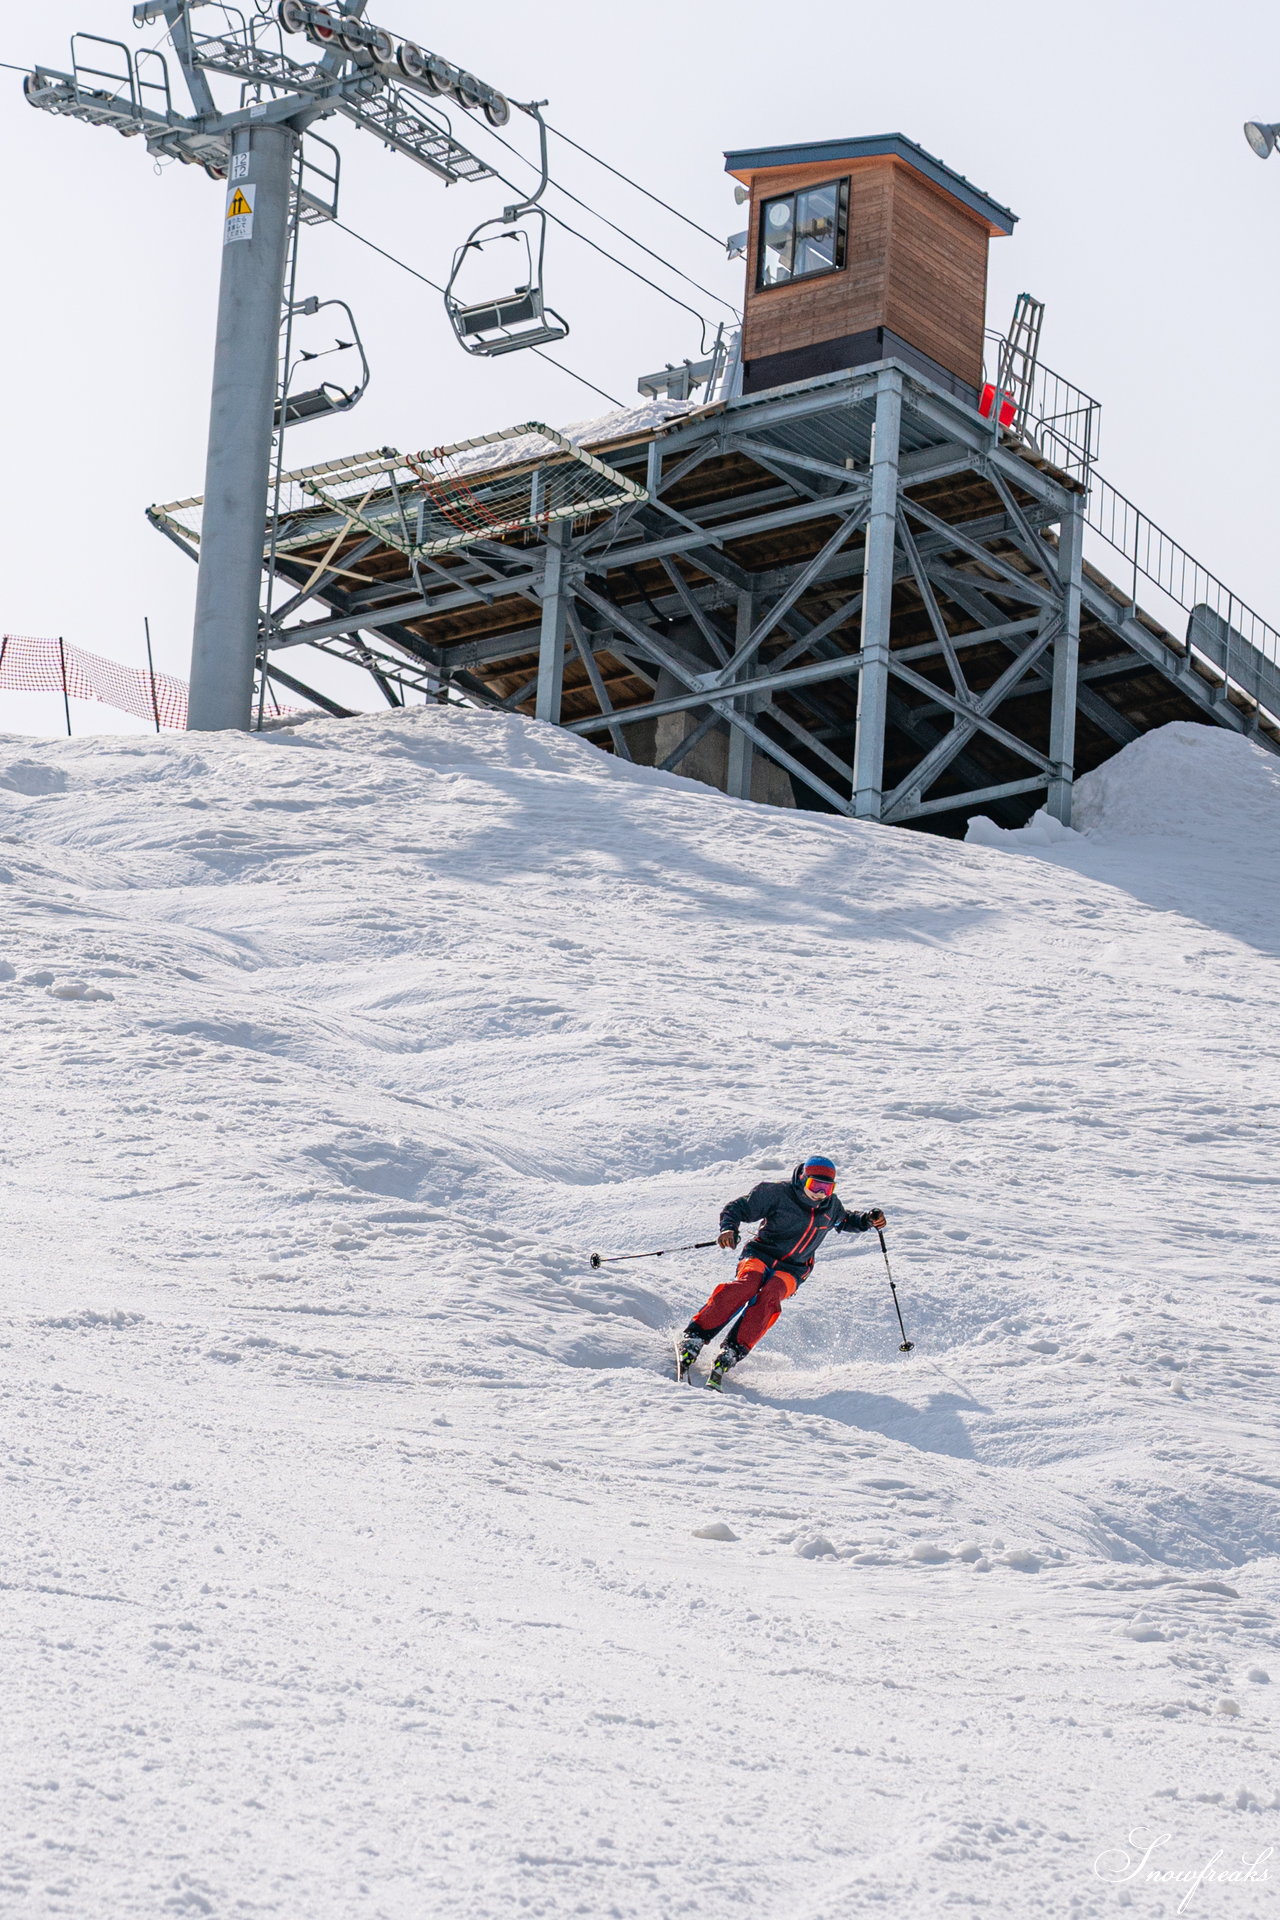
<box><xmin>0</xmin><ymin>633</ymin><xmax>189</xmax><ymax>730</ymax></box>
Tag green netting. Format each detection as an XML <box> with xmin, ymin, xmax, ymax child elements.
<box><xmin>147</xmin><ymin>423</ymin><xmax>646</xmax><ymax>563</ymax></box>
<box><xmin>147</xmin><ymin>449</ymin><xmax>394</xmax><ymax>556</ymax></box>
<box><xmin>299</xmin><ymin>422</ymin><xmax>647</xmax><ymax>558</ymax></box>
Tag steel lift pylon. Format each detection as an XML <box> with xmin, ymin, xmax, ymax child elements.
<box><xmin>23</xmin><ymin>1</ymin><xmax>545</xmax><ymax>732</ymax></box>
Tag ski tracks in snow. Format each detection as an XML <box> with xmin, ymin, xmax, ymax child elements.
<box><xmin>0</xmin><ymin>709</ymin><xmax>1277</xmax><ymax>1916</ymax></box>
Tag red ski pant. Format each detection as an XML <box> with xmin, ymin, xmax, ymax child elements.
<box><xmin>691</xmin><ymin>1257</ymin><xmax>799</xmax><ymax>1352</ymax></box>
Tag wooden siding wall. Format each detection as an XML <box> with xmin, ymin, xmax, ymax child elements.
<box><xmin>882</xmin><ymin>166</ymin><xmax>989</xmax><ymax>387</ymax></box>
<box><xmin>740</xmin><ymin>156</ymin><xmax>991</xmax><ymax>388</ymax></box>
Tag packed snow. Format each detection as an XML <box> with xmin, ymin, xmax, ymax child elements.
<box><xmin>0</xmin><ymin>710</ymin><xmax>1277</xmax><ymax>1917</ymax></box>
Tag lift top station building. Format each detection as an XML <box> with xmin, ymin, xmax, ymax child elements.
<box><xmin>731</xmin><ymin>133</ymin><xmax>1012</xmax><ymax>405</ymax></box>
<box><xmin>147</xmin><ymin>127</ymin><xmax>1280</xmax><ymax>830</ymax></box>
<box><xmin>83</xmin><ymin>25</ymin><xmax>1273</xmax><ymax>833</ymax></box>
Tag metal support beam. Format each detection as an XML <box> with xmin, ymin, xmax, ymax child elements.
<box><xmin>189</xmin><ymin>119</ymin><xmax>298</xmax><ymax>731</ymax></box>
<box><xmin>880</xmin><ymin>634</ymin><xmax>1056</xmax><ymax>824</ymax></box>
<box><xmin>711</xmin><ymin>506</ymin><xmax>868</xmax><ymax>687</ymax></box>
<box><xmin>1047</xmin><ymin>499</ymin><xmax>1084</xmax><ymax>823</ymax></box>
<box><xmin>712</xmin><ymin>706</ymin><xmax>852</xmax><ymax>814</ymax></box>
<box><xmin>726</xmin><ymin>594</ymin><xmax>755</xmax><ymax>799</ymax></box>
<box><xmin>884</xmin><ymin>692</ymin><xmax>1024</xmax><ymax>822</ymax></box>
<box><xmin>562</xmin><ymin>625</ymin><xmax>1027</xmax><ymax>740</ymax></box>
<box><xmin>731</xmin><ymin>438</ymin><xmax>871</xmax><ymax>488</ymax></box>
<box><xmin>888</xmin><ymin>653</ymin><xmax>1054</xmax><ymax>769</ymax></box>
<box><xmin>901</xmin><ymin>498</ymin><xmax>1056</xmax><ymax>609</ymax></box>
<box><xmin>767</xmin><ymin>701</ymin><xmax>855</xmax><ymax>785</ymax></box>
<box><xmin>566</xmin><ymin>605</ymin><xmax>631</xmax><ymax>760</ymax></box>
<box><xmin>853</xmin><ymin>372</ymin><xmax>903</xmax><ymax>818</ymax></box>
<box><xmin>661</xmin><ymin>707</ymin><xmax>720</xmax><ymax>773</ymax></box>
<box><xmin>535</xmin><ymin>524</ymin><xmax>570</xmax><ymax>724</ymax></box>
<box><xmin>573</xmin><ymin>580</ymin><xmax>716</xmax><ymax>692</ymax></box>
<box><xmin>659</xmin><ymin>559</ymin><xmax>732</xmax><ymax>663</ymax></box>
<box><xmin>268</xmin><ymin>503</ymin><xmax>1024</xmax><ymax>658</ymax></box>
<box><xmin>268</xmin><ymin>534</ymin><xmax>383</xmax><ymax>623</ymax></box>
<box><xmin>880</xmin><ymin>623</ymin><xmax>1059</xmax><ymax>823</ymax></box>
<box><xmin>569</xmin><ymin>579</ymin><xmax>852</xmax><ymax>812</ymax></box>
<box><xmin>262</xmin><ymin>662</ymin><xmax>355</xmax><ymax>718</ymax></box>
<box><xmin>1075</xmin><ymin>682</ymin><xmax>1141</xmax><ymax>745</ymax></box>
<box><xmin>894</xmin><ymin>774</ymin><xmax>1049</xmax><ymax>823</ymax></box>
<box><xmin>896</xmin><ymin>510</ymin><xmax>968</xmax><ymax>694</ymax></box>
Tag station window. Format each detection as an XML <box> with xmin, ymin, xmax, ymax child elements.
<box><xmin>757</xmin><ymin>178</ymin><xmax>849</xmax><ymax>288</ymax></box>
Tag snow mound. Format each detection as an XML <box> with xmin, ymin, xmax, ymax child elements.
<box><xmin>964</xmin><ymin>806</ymin><xmax>1079</xmax><ymax>850</ymax></box>
<box><xmin>964</xmin><ymin>724</ymin><xmax>1280</xmax><ymax>852</ymax></box>
<box><xmin>1072</xmin><ymin>720</ymin><xmax>1280</xmax><ymax>840</ymax></box>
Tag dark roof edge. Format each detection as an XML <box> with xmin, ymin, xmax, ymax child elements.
<box><xmin>723</xmin><ymin>133</ymin><xmax>1017</xmax><ymax>233</ymax></box>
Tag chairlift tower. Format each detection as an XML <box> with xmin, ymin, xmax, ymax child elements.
<box><xmin>23</xmin><ymin>0</ymin><xmax>525</xmax><ymax>731</ymax></box>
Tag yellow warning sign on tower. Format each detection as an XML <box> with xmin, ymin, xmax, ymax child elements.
<box><xmin>224</xmin><ymin>180</ymin><xmax>256</xmax><ymax>245</ymax></box>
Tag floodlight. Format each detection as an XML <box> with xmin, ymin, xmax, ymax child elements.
<box><xmin>1244</xmin><ymin>120</ymin><xmax>1280</xmax><ymax>158</ymax></box>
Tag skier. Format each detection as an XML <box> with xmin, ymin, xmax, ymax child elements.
<box><xmin>677</xmin><ymin>1156</ymin><xmax>886</xmax><ymax>1389</ymax></box>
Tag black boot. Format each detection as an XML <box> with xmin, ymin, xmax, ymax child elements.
<box><xmin>676</xmin><ymin>1326</ymin><xmax>708</xmax><ymax>1381</ymax></box>
<box><xmin>706</xmin><ymin>1337</ymin><xmax>748</xmax><ymax>1393</ymax></box>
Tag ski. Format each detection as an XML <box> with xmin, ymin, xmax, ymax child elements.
<box><xmin>704</xmin><ymin>1356</ymin><xmax>730</xmax><ymax>1393</ymax></box>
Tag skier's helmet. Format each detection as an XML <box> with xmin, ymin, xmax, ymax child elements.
<box><xmin>798</xmin><ymin>1154</ymin><xmax>836</xmax><ymax>1201</ymax></box>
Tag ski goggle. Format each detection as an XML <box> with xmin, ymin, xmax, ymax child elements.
<box><xmin>802</xmin><ymin>1174</ymin><xmax>835</xmax><ymax>1197</ymax></box>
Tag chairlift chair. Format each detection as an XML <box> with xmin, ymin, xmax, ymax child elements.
<box><xmin>275</xmin><ymin>297</ymin><xmax>370</xmax><ymax>429</ymax></box>
<box><xmin>445</xmin><ymin>210</ymin><xmax>569</xmax><ymax>357</ymax></box>
<box><xmin>443</xmin><ymin>103</ymin><xmax>569</xmax><ymax>358</ymax></box>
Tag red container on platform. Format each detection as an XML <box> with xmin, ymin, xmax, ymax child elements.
<box><xmin>979</xmin><ymin>384</ymin><xmax>1017</xmax><ymax>428</ymax></box>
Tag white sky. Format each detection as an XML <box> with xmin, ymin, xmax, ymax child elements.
<box><xmin>2</xmin><ymin>0</ymin><xmax>1278</xmax><ymax>735</ymax></box>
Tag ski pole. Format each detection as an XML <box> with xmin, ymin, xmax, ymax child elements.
<box><xmin>877</xmin><ymin>1228</ymin><xmax>915</xmax><ymax>1353</ymax></box>
<box><xmin>590</xmin><ymin>1240</ymin><xmax>719</xmax><ymax>1269</ymax></box>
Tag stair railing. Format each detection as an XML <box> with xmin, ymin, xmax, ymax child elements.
<box><xmin>1084</xmin><ymin>472</ymin><xmax>1280</xmax><ymax>725</ymax></box>
<box><xmin>981</xmin><ymin>330</ymin><xmax>1100</xmax><ymax>481</ymax></box>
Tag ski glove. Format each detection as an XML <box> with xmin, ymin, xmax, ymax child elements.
<box><xmin>718</xmin><ymin>1229</ymin><xmax>740</xmax><ymax>1249</ymax></box>
<box><xmin>838</xmin><ymin>1208</ymin><xmax>886</xmax><ymax>1233</ymax></box>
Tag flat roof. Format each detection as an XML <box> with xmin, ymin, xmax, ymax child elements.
<box><xmin>724</xmin><ymin>134</ymin><xmax>1017</xmax><ymax>235</ymax></box>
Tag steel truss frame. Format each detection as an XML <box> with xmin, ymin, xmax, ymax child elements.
<box><xmin>161</xmin><ymin>354</ymin><xmax>1280</xmax><ymax>822</ymax></box>
<box><xmin>25</xmin><ymin>5</ymin><xmax>495</xmax><ymax>193</ymax></box>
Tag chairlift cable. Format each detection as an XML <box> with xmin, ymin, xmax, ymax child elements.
<box><xmin>354</xmin><ymin>22</ymin><xmax>723</xmax><ymax>244</ymax></box>
<box><xmin>466</xmin><ymin>145</ymin><xmax>725</xmax><ymax>353</ymax></box>
<box><xmin>478</xmin><ymin>119</ymin><xmax>740</xmax><ymax>319</ymax></box>
<box><xmin>5</xmin><ymin>37</ymin><xmax>730</xmax><ymax>339</ymax></box>
<box><xmin>538</xmin><ymin>206</ymin><xmax>721</xmax><ymax>353</ymax></box>
<box><xmin>539</xmin><ymin>118</ymin><xmax>727</xmax><ymax>250</ymax></box>
<box><xmin>330</xmin><ymin>219</ymin><xmax>625</xmax><ymax>407</ymax></box>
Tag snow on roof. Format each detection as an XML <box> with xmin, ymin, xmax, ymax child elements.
<box><xmin>433</xmin><ymin>398</ymin><xmax>700</xmax><ymax>484</ymax></box>
<box><xmin>564</xmin><ymin>398</ymin><xmax>702</xmax><ymax>447</ymax></box>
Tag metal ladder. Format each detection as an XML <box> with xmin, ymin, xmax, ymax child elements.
<box><xmin>995</xmin><ymin>293</ymin><xmax>1045</xmax><ymax>441</ymax></box>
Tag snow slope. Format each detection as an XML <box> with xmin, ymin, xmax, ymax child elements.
<box><xmin>0</xmin><ymin>710</ymin><xmax>1277</xmax><ymax>1917</ymax></box>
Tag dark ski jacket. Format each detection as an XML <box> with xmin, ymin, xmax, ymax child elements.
<box><xmin>719</xmin><ymin>1165</ymin><xmax>875</xmax><ymax>1283</ymax></box>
